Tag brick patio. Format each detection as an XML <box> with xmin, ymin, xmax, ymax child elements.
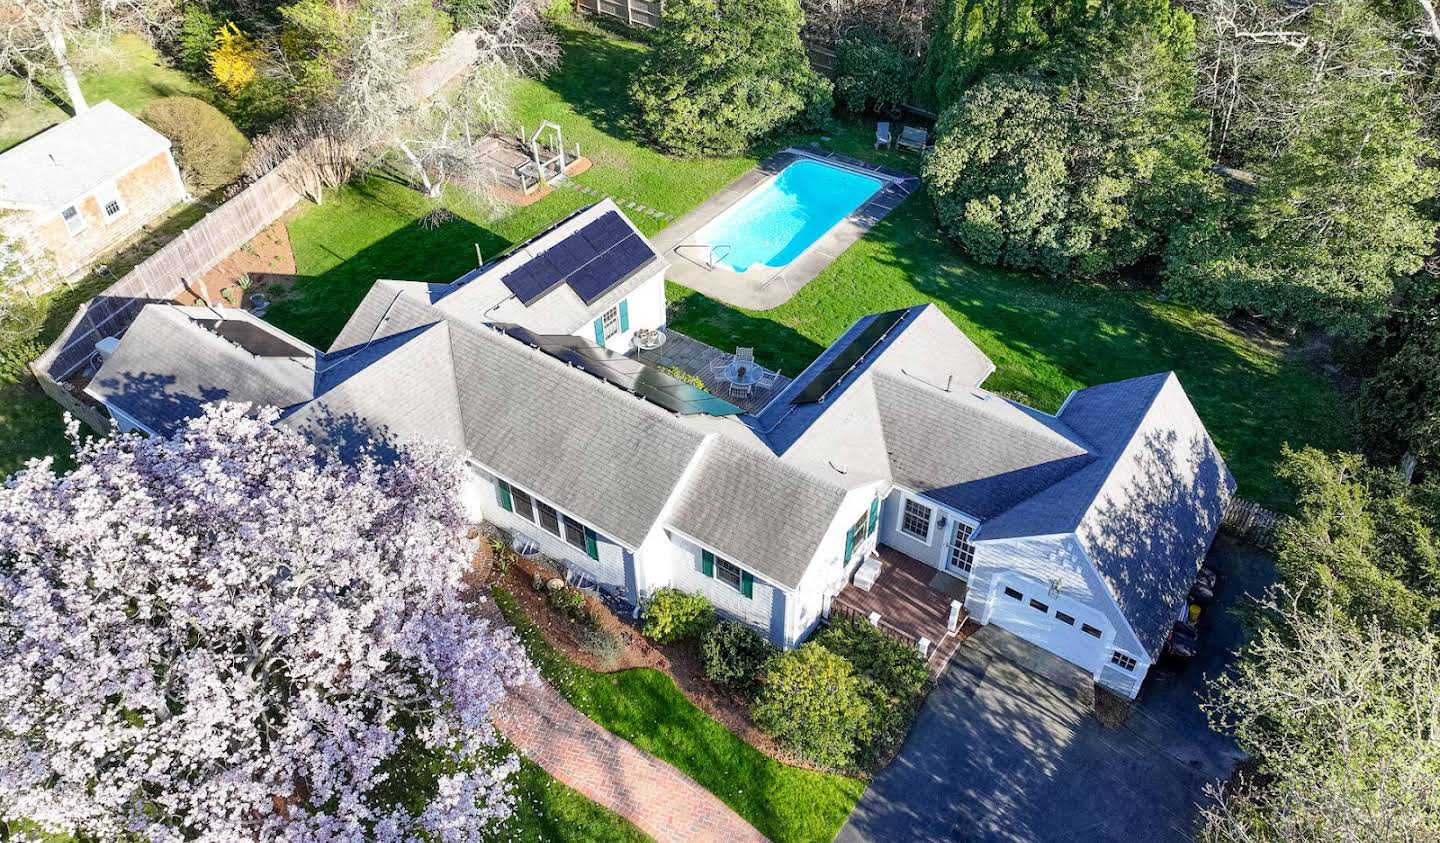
<box><xmin>832</xmin><ymin>547</ymin><xmax>974</xmax><ymax>675</ymax></box>
<box><xmin>495</xmin><ymin>680</ymin><xmax>767</xmax><ymax>842</ymax></box>
<box><xmin>634</xmin><ymin>330</ymin><xmax>792</xmax><ymax>416</ymax></box>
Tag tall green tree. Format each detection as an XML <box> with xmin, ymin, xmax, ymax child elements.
<box><xmin>1272</xmin><ymin>446</ymin><xmax>1440</xmax><ymax>634</ymax></box>
<box><xmin>1358</xmin><ymin>269</ymin><xmax>1440</xmax><ymax>472</ymax></box>
<box><xmin>631</xmin><ymin>0</ymin><xmax>831</xmax><ymax>157</ymax></box>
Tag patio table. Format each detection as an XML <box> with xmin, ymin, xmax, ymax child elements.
<box><xmin>721</xmin><ymin>360</ymin><xmax>762</xmax><ymax>386</ymax></box>
<box><xmin>632</xmin><ymin>328</ymin><xmax>666</xmax><ymax>351</ymax></box>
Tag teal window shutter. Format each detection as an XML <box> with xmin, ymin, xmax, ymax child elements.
<box><xmin>701</xmin><ymin>549</ymin><xmax>715</xmax><ymax>577</ymax></box>
<box><xmin>584</xmin><ymin>527</ymin><xmax>599</xmax><ymax>561</ymax></box>
<box><xmin>618</xmin><ymin>299</ymin><xmax>630</xmax><ymax>332</ymax></box>
<box><xmin>868</xmin><ymin>497</ymin><xmax>879</xmax><ymax>532</ymax></box>
<box><xmin>593</xmin><ymin>318</ymin><xmax>605</xmax><ymax>345</ymax></box>
<box><xmin>497</xmin><ymin>480</ymin><xmax>513</xmax><ymax>512</ymax></box>
<box><xmin>740</xmin><ymin>571</ymin><xmax>754</xmax><ymax>599</ymax></box>
<box><xmin>844</xmin><ymin>527</ymin><xmax>854</xmax><ymax>562</ymax></box>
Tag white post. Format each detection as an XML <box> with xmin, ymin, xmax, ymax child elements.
<box><xmin>867</xmin><ymin>611</ymin><xmax>882</xmax><ymax>627</ymax></box>
<box><xmin>948</xmin><ymin>599</ymin><xmax>962</xmax><ymax>633</ymax></box>
<box><xmin>917</xmin><ymin>636</ymin><xmax>931</xmax><ymax>657</ymax></box>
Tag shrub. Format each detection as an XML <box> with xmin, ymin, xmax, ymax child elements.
<box><xmin>141</xmin><ymin>96</ymin><xmax>252</xmax><ymax>193</ymax></box>
<box><xmin>642</xmin><ymin>588</ymin><xmax>715</xmax><ymax>644</ymax></box>
<box><xmin>701</xmin><ymin>621</ymin><xmax>776</xmax><ymax>694</ymax></box>
<box><xmin>0</xmin><ymin>340</ymin><xmax>44</xmax><ymax>387</ymax></box>
<box><xmin>752</xmin><ymin>642</ymin><xmax>874</xmax><ymax>770</ymax></box>
<box><xmin>659</xmin><ymin>364</ymin><xmax>705</xmax><ymax>390</ymax></box>
<box><xmin>814</xmin><ymin>614</ymin><xmax>931</xmax><ymax>767</ymax></box>
<box><xmin>546</xmin><ymin>583</ymin><xmax>591</xmax><ymax>624</ymax></box>
<box><xmin>579</xmin><ymin>625</ymin><xmax>623</xmax><ymax>668</ymax></box>
<box><xmin>834</xmin><ymin>27</ymin><xmax>913</xmax><ymax>116</ymax></box>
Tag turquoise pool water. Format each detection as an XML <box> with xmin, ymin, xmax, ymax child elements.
<box><xmin>694</xmin><ymin>159</ymin><xmax>884</xmax><ymax>273</ymax></box>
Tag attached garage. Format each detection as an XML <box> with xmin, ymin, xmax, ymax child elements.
<box><xmin>984</xmin><ymin>576</ymin><xmax>1111</xmax><ymax>674</ymax></box>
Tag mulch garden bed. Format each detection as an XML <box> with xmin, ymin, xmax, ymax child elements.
<box><xmin>471</xmin><ymin>534</ymin><xmax>800</xmax><ymax>766</ymax></box>
<box><xmin>177</xmin><ymin>221</ymin><xmax>298</xmax><ymax>308</ymax></box>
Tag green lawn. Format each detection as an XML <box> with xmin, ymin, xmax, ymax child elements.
<box><xmin>494</xmin><ymin>588</ymin><xmax>865</xmax><ymax>843</ymax></box>
<box><xmin>0</xmin><ymin>34</ymin><xmax>205</xmax><ymax>151</ymax></box>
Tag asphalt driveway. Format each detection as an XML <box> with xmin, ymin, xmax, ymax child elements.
<box><xmin>837</xmin><ymin>537</ymin><xmax>1271</xmax><ymax>843</ymax></box>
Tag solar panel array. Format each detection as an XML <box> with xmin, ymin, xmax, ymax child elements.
<box><xmin>501</xmin><ymin>211</ymin><xmax>657</xmax><ymax>306</ymax></box>
<box><xmin>196</xmin><ymin>319</ymin><xmax>311</xmax><ymax>358</ymax></box>
<box><xmin>794</xmin><ymin>308</ymin><xmax>910</xmax><ymax>404</ymax></box>
<box><xmin>497</xmin><ymin>324</ymin><xmax>743</xmax><ymax>417</ymax></box>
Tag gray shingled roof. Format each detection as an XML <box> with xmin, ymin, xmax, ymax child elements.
<box><xmin>667</xmin><ymin>436</ymin><xmax>852</xmax><ymax>589</ymax></box>
<box><xmin>87</xmin><ymin>306</ymin><xmax>314</xmax><ymax>436</ymax></box>
<box><xmin>0</xmin><ymin>102</ymin><xmax>171</xmax><ymax>212</ymax></box>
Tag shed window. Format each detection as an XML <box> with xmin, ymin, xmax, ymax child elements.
<box><xmin>62</xmin><ymin>206</ymin><xmax>85</xmax><ymax>235</ymax></box>
<box><xmin>537</xmin><ymin>501</ymin><xmax>560</xmax><ymax>537</ymax></box>
<box><xmin>511</xmin><ymin>488</ymin><xmax>535</xmax><ymax>522</ymax></box>
<box><xmin>1111</xmin><ymin>652</ymin><xmax>1137</xmax><ymax>671</ymax></box>
<box><xmin>562</xmin><ymin>515</ymin><xmax>587</xmax><ymax>550</ymax></box>
<box><xmin>900</xmin><ymin>499</ymin><xmax>932</xmax><ymax>542</ymax></box>
<box><xmin>1081</xmin><ymin>623</ymin><xmax>1103</xmax><ymax>638</ymax></box>
<box><xmin>715</xmin><ymin>558</ymin><xmax>743</xmax><ymax>590</ymax></box>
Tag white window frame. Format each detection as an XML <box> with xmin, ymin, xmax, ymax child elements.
<box><xmin>61</xmin><ymin>205</ymin><xmax>86</xmax><ymax>236</ymax></box>
<box><xmin>714</xmin><ymin>557</ymin><xmax>743</xmax><ymax>591</ymax></box>
<box><xmin>602</xmin><ymin>305</ymin><xmax>620</xmax><ymax>340</ymax></box>
<box><xmin>1110</xmin><ymin>651</ymin><xmax>1138</xmax><ymax>672</ymax></box>
<box><xmin>897</xmin><ymin>497</ymin><xmax>934</xmax><ymax>545</ymax></box>
<box><xmin>849</xmin><ymin>511</ymin><xmax>869</xmax><ymax>560</ymax></box>
<box><xmin>946</xmin><ymin>518</ymin><xmax>978</xmax><ymax>575</ymax></box>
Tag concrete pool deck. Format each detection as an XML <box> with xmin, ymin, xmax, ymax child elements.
<box><xmin>652</xmin><ymin>147</ymin><xmax>919</xmax><ymax>310</ymax></box>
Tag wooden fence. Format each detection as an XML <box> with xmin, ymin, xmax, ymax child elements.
<box><xmin>1222</xmin><ymin>498</ymin><xmax>1281</xmax><ymax>549</ymax></box>
<box><xmin>32</xmin><ymin>29</ymin><xmax>485</xmax><ymax>392</ymax></box>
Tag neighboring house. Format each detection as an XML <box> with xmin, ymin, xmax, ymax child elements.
<box><xmin>0</xmin><ymin>101</ymin><xmax>187</xmax><ymax>283</ymax></box>
<box><xmin>83</xmin><ymin>198</ymin><xmax>1231</xmax><ymax>699</ymax></box>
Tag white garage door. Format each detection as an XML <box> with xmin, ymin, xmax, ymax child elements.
<box><xmin>987</xmin><ymin>580</ymin><xmax>1107</xmax><ymax>673</ymax></box>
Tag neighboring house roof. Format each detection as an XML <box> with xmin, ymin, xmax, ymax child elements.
<box><xmin>0</xmin><ymin>102</ymin><xmax>172</xmax><ymax>212</ymax></box>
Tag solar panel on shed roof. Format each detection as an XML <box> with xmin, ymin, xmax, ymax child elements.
<box><xmin>496</xmin><ymin>324</ymin><xmax>743</xmax><ymax>416</ymax></box>
<box><xmin>794</xmin><ymin>308</ymin><xmax>909</xmax><ymax>404</ymax></box>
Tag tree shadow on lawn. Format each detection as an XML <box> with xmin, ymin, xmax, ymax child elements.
<box><xmin>541</xmin><ymin>26</ymin><xmax>650</xmax><ymax>146</ymax></box>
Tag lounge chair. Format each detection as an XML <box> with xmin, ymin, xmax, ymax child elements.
<box><xmin>875</xmin><ymin>121</ymin><xmax>892</xmax><ymax>149</ymax></box>
<box><xmin>897</xmin><ymin>125</ymin><xmax>928</xmax><ymax>152</ymax></box>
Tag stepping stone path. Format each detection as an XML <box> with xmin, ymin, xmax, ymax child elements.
<box><xmin>495</xmin><ymin>680</ymin><xmax>769</xmax><ymax>842</ymax></box>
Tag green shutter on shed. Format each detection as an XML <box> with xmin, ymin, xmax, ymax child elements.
<box><xmin>618</xmin><ymin>299</ymin><xmax>630</xmax><ymax>332</ymax></box>
<box><xmin>593</xmin><ymin>317</ymin><xmax>606</xmax><ymax>345</ymax></box>
<box><xmin>844</xmin><ymin>527</ymin><xmax>854</xmax><ymax>562</ymax></box>
<box><xmin>868</xmin><ymin>496</ymin><xmax>879</xmax><ymax>532</ymax></box>
<box><xmin>497</xmin><ymin>480</ymin><xmax>513</xmax><ymax>512</ymax></box>
<box><xmin>740</xmin><ymin>571</ymin><xmax>754</xmax><ymax>599</ymax></box>
<box><xmin>584</xmin><ymin>527</ymin><xmax>599</xmax><ymax>561</ymax></box>
<box><xmin>700</xmin><ymin>549</ymin><xmax>715</xmax><ymax>577</ymax></box>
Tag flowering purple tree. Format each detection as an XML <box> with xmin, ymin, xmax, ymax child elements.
<box><xmin>0</xmin><ymin>404</ymin><xmax>533</xmax><ymax>842</ymax></box>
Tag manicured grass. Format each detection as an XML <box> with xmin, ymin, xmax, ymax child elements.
<box><xmin>494</xmin><ymin>588</ymin><xmax>866</xmax><ymax>843</ymax></box>
<box><xmin>0</xmin><ymin>34</ymin><xmax>206</xmax><ymax>150</ymax></box>
<box><xmin>493</xmin><ymin>756</ymin><xmax>653</xmax><ymax>842</ymax></box>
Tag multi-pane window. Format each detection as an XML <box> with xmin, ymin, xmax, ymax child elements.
<box><xmin>511</xmin><ymin>488</ymin><xmax>535</xmax><ymax>522</ymax></box>
<box><xmin>900</xmin><ymin>499</ymin><xmax>932</xmax><ymax>542</ymax></box>
<box><xmin>62</xmin><ymin>206</ymin><xmax>84</xmax><ymax>235</ymax></box>
<box><xmin>715</xmin><ymin>558</ymin><xmax>743</xmax><ymax>590</ymax></box>
<box><xmin>1110</xmin><ymin>652</ymin><xmax>1137</xmax><ymax>671</ymax></box>
<box><xmin>537</xmin><ymin>500</ymin><xmax>561</xmax><ymax>537</ymax></box>
<box><xmin>104</xmin><ymin>199</ymin><xmax>122</xmax><ymax>217</ymax></box>
<box><xmin>1081</xmin><ymin>623</ymin><xmax>1103</xmax><ymax>639</ymax></box>
<box><xmin>948</xmin><ymin>521</ymin><xmax>976</xmax><ymax>573</ymax></box>
<box><xmin>849</xmin><ymin>512</ymin><xmax>868</xmax><ymax>558</ymax></box>
<box><xmin>562</xmin><ymin>515</ymin><xmax>587</xmax><ymax>550</ymax></box>
<box><xmin>602</xmin><ymin>305</ymin><xmax>620</xmax><ymax>339</ymax></box>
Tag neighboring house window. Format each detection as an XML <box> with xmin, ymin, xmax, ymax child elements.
<box><xmin>562</xmin><ymin>515</ymin><xmax>587</xmax><ymax>550</ymax></box>
<box><xmin>1003</xmin><ymin>587</ymin><xmax>1023</xmax><ymax>600</ymax></box>
<box><xmin>1111</xmin><ymin>652</ymin><xmax>1137</xmax><ymax>671</ymax></box>
<box><xmin>1081</xmin><ymin>623</ymin><xmax>1103</xmax><ymax>638</ymax></box>
<box><xmin>602</xmin><ymin>305</ymin><xmax>620</xmax><ymax>339</ymax></box>
<box><xmin>512</xmin><ymin>488</ymin><xmax>535</xmax><ymax>522</ymax></box>
<box><xmin>62</xmin><ymin>206</ymin><xmax>85</xmax><ymax>236</ymax></box>
<box><xmin>900</xmin><ymin>498</ymin><xmax>932</xmax><ymax>542</ymax></box>
<box><xmin>537</xmin><ymin>500</ymin><xmax>561</xmax><ymax>537</ymax></box>
<box><xmin>104</xmin><ymin>199</ymin><xmax>122</xmax><ymax>218</ymax></box>
<box><xmin>99</xmin><ymin>186</ymin><xmax>124</xmax><ymax>220</ymax></box>
<box><xmin>948</xmin><ymin>520</ymin><xmax>976</xmax><ymax>573</ymax></box>
<box><xmin>715</xmin><ymin>557</ymin><xmax>743</xmax><ymax>591</ymax></box>
<box><xmin>1055</xmin><ymin>611</ymin><xmax>1076</xmax><ymax>625</ymax></box>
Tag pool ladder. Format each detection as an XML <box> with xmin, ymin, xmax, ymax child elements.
<box><xmin>707</xmin><ymin>244</ymin><xmax>732</xmax><ymax>269</ymax></box>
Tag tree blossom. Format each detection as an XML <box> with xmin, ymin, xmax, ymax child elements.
<box><xmin>0</xmin><ymin>404</ymin><xmax>533</xmax><ymax>842</ymax></box>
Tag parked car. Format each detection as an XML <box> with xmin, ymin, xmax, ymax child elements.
<box><xmin>1189</xmin><ymin>566</ymin><xmax>1219</xmax><ymax>604</ymax></box>
<box><xmin>1166</xmin><ymin>620</ymin><xmax>1198</xmax><ymax>660</ymax></box>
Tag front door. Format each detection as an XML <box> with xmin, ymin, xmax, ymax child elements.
<box><xmin>946</xmin><ymin>521</ymin><xmax>975</xmax><ymax>580</ymax></box>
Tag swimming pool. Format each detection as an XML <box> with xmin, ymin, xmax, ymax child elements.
<box><xmin>693</xmin><ymin>159</ymin><xmax>884</xmax><ymax>273</ymax></box>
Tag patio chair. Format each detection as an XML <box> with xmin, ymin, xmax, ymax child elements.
<box><xmin>708</xmin><ymin>353</ymin><xmax>733</xmax><ymax>372</ymax></box>
<box><xmin>755</xmin><ymin>368</ymin><xmax>780</xmax><ymax>392</ymax></box>
<box><xmin>735</xmin><ymin>347</ymin><xmax>755</xmax><ymax>362</ymax></box>
<box><xmin>729</xmin><ymin>381</ymin><xmax>753</xmax><ymax>399</ymax></box>
<box><xmin>875</xmin><ymin>121</ymin><xmax>892</xmax><ymax>149</ymax></box>
<box><xmin>897</xmin><ymin>125</ymin><xmax>929</xmax><ymax>152</ymax></box>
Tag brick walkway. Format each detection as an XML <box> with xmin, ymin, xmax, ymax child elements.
<box><xmin>495</xmin><ymin>680</ymin><xmax>769</xmax><ymax>842</ymax></box>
